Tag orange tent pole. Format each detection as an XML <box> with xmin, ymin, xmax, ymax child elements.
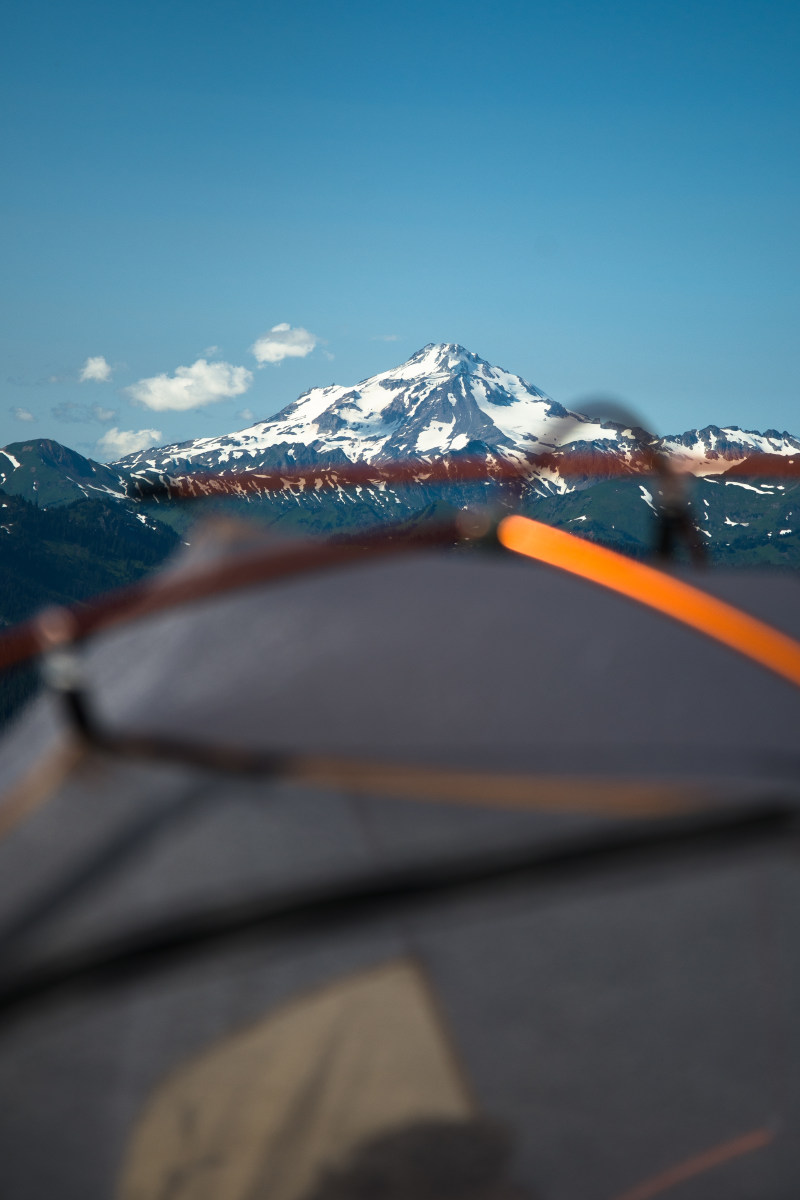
<box><xmin>498</xmin><ymin>515</ymin><xmax>800</xmax><ymax>691</ymax></box>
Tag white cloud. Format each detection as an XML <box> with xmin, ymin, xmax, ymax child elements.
<box><xmin>236</xmin><ymin>408</ymin><xmax>255</xmax><ymax>424</ymax></box>
<box><xmin>125</xmin><ymin>358</ymin><xmax>252</xmax><ymax>412</ymax></box>
<box><xmin>10</xmin><ymin>406</ymin><xmax>35</xmax><ymax>422</ymax></box>
<box><xmin>80</xmin><ymin>355</ymin><xmax>113</xmax><ymax>383</ymax></box>
<box><xmin>251</xmin><ymin>323</ymin><xmax>318</xmax><ymax>365</ymax></box>
<box><xmin>96</xmin><ymin>427</ymin><xmax>162</xmax><ymax>460</ymax></box>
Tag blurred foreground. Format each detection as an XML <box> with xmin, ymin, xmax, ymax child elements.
<box><xmin>0</xmin><ymin>508</ymin><xmax>798</xmax><ymax>1197</ymax></box>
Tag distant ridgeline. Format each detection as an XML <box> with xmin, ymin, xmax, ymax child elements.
<box><xmin>1</xmin><ymin>345</ymin><xmax>798</xmax><ymax>722</ymax></box>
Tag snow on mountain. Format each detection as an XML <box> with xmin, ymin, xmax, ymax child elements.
<box><xmin>2</xmin><ymin>346</ymin><xmax>797</xmax><ymax>562</ymax></box>
<box><xmin>116</xmin><ymin>344</ymin><xmax>627</xmax><ymax>489</ymax></box>
<box><xmin>113</xmin><ymin>344</ymin><xmax>799</xmax><ymax>509</ymax></box>
<box><xmin>659</xmin><ymin>426</ymin><xmax>800</xmax><ymax>474</ymax></box>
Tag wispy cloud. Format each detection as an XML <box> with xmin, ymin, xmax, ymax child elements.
<box><xmin>10</xmin><ymin>406</ymin><xmax>35</xmax><ymax>422</ymax></box>
<box><xmin>371</xmin><ymin>334</ymin><xmax>400</xmax><ymax>342</ymax></box>
<box><xmin>52</xmin><ymin>401</ymin><xmax>116</xmax><ymax>424</ymax></box>
<box><xmin>7</xmin><ymin>374</ymin><xmax>61</xmax><ymax>388</ymax></box>
<box><xmin>125</xmin><ymin>358</ymin><xmax>252</xmax><ymax>412</ymax></box>
<box><xmin>96</xmin><ymin>427</ymin><xmax>162</xmax><ymax>460</ymax></box>
<box><xmin>251</xmin><ymin>323</ymin><xmax>318</xmax><ymax>365</ymax></box>
<box><xmin>79</xmin><ymin>355</ymin><xmax>113</xmax><ymax>383</ymax></box>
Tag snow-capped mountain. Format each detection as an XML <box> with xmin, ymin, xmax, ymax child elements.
<box><xmin>116</xmin><ymin>344</ymin><xmax>800</xmax><ymax>495</ymax></box>
<box><xmin>659</xmin><ymin>425</ymin><xmax>800</xmax><ymax>473</ymax></box>
<box><xmin>116</xmin><ymin>344</ymin><xmax>630</xmax><ymax>490</ymax></box>
<box><xmin>1</xmin><ymin>344</ymin><xmax>797</xmax><ymax>566</ymax></box>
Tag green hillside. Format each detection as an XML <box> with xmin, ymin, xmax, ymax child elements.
<box><xmin>526</xmin><ymin>476</ymin><xmax>800</xmax><ymax>567</ymax></box>
<box><xmin>0</xmin><ymin>439</ymin><xmax>128</xmax><ymax>507</ymax></box>
<box><xmin>0</xmin><ymin>492</ymin><xmax>179</xmax><ymax>726</ymax></box>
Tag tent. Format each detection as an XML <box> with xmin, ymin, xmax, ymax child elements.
<box><xmin>0</xmin><ymin>512</ymin><xmax>798</xmax><ymax>1199</ymax></box>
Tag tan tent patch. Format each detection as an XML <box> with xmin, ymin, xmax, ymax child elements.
<box><xmin>117</xmin><ymin>960</ymin><xmax>473</xmax><ymax>1200</ymax></box>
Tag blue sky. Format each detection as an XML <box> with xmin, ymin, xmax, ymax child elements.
<box><xmin>2</xmin><ymin>0</ymin><xmax>798</xmax><ymax>459</ymax></box>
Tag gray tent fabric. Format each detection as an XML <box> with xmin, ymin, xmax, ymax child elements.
<box><xmin>0</xmin><ymin>527</ymin><xmax>798</xmax><ymax>1199</ymax></box>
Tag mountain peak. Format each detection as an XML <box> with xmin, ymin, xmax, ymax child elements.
<box><xmin>108</xmin><ymin>341</ymin><xmax>800</xmax><ymax>490</ymax></box>
<box><xmin>405</xmin><ymin>343</ymin><xmax>484</xmax><ymax>373</ymax></box>
<box><xmin>115</xmin><ymin>343</ymin><xmax>562</xmax><ymax>470</ymax></box>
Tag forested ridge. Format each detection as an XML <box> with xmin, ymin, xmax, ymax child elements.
<box><xmin>0</xmin><ymin>491</ymin><xmax>179</xmax><ymax>725</ymax></box>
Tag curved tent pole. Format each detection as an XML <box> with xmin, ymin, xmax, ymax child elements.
<box><xmin>0</xmin><ymin>516</ymin><xmax>467</xmax><ymax>676</ymax></box>
<box><xmin>0</xmin><ymin>509</ymin><xmax>798</xmax><ymax>845</ymax></box>
<box><xmin>128</xmin><ymin>449</ymin><xmax>800</xmax><ymax>503</ymax></box>
<box><xmin>498</xmin><ymin>516</ymin><xmax>800</xmax><ymax>690</ymax></box>
<box><xmin>0</xmin><ymin>504</ymin><xmax>798</xmax><ymax>852</ymax></box>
